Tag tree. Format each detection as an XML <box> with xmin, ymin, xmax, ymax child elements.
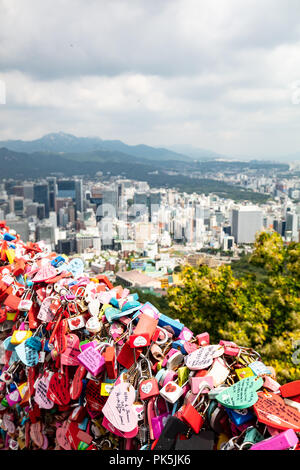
<box><xmin>167</xmin><ymin>231</ymin><xmax>300</xmax><ymax>382</ymax></box>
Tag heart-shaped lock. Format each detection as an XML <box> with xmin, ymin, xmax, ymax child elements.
<box><xmin>85</xmin><ymin>316</ymin><xmax>101</xmax><ymax>334</ymax></box>
<box><xmin>88</xmin><ymin>298</ymin><xmax>100</xmax><ymax>317</ymax></box>
<box><xmin>102</xmin><ymin>382</ymin><xmax>138</xmax><ymax>433</ymax></box>
<box><xmin>102</xmin><ymin>416</ymin><xmax>139</xmax><ymax>438</ymax></box>
<box><xmin>47</xmin><ymin>370</ymin><xmax>70</xmax><ymax>406</ymax></box>
<box><xmin>37</xmin><ymin>296</ymin><xmax>56</xmax><ymax>322</ymax></box>
<box><xmin>15</xmin><ymin>339</ymin><xmax>39</xmax><ymax>367</ymax></box>
<box><xmin>253</xmin><ymin>391</ymin><xmax>300</xmax><ymax>431</ymax></box>
<box><xmin>34</xmin><ymin>373</ymin><xmax>54</xmax><ymax>409</ymax></box>
<box><xmin>85</xmin><ymin>379</ymin><xmax>106</xmax><ymax>412</ymax></box>
<box><xmin>3</xmin><ymin>413</ymin><xmax>15</xmax><ymax>434</ymax></box>
<box><xmin>216</xmin><ymin>376</ymin><xmax>264</xmax><ymax>409</ymax></box>
<box><xmin>30</xmin><ymin>421</ymin><xmax>44</xmax><ymax>448</ymax></box>
<box><xmin>68</xmin><ymin>258</ymin><xmax>84</xmax><ymax>278</ymax></box>
<box><xmin>185</xmin><ymin>345</ymin><xmax>221</xmax><ymax>370</ymax></box>
<box><xmin>56</xmin><ymin>420</ymin><xmax>72</xmax><ymax>450</ymax></box>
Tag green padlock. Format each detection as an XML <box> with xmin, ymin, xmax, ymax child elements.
<box><xmin>78</xmin><ymin>441</ymin><xmax>89</xmax><ymax>450</ymax></box>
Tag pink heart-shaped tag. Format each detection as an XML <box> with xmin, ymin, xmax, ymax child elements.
<box><xmin>34</xmin><ymin>374</ymin><xmax>54</xmax><ymax>409</ymax></box>
<box><xmin>102</xmin><ymin>382</ymin><xmax>138</xmax><ymax>432</ymax></box>
<box><xmin>30</xmin><ymin>422</ymin><xmax>44</xmax><ymax>448</ymax></box>
<box><xmin>56</xmin><ymin>421</ymin><xmax>72</xmax><ymax>450</ymax></box>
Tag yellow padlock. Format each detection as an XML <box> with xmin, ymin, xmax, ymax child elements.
<box><xmin>6</xmin><ymin>312</ymin><xmax>17</xmax><ymax>321</ymax></box>
<box><xmin>6</xmin><ymin>249</ymin><xmax>15</xmax><ymax>264</ymax></box>
<box><xmin>100</xmin><ymin>382</ymin><xmax>114</xmax><ymax>396</ymax></box>
<box><xmin>10</xmin><ymin>330</ymin><xmax>32</xmax><ymax>345</ymax></box>
<box><xmin>217</xmin><ymin>433</ymin><xmax>231</xmax><ymax>450</ymax></box>
<box><xmin>235</xmin><ymin>367</ymin><xmax>254</xmax><ymax>380</ymax></box>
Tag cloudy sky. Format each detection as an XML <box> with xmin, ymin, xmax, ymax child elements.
<box><xmin>1</xmin><ymin>0</ymin><xmax>300</xmax><ymax>158</ymax></box>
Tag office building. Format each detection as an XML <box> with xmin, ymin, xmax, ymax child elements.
<box><xmin>232</xmin><ymin>206</ymin><xmax>263</xmax><ymax>244</ymax></box>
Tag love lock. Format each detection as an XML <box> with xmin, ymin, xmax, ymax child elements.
<box><xmin>0</xmin><ymin>223</ymin><xmax>298</xmax><ymax>452</ymax></box>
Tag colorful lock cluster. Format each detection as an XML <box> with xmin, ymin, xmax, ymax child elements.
<box><xmin>0</xmin><ymin>220</ymin><xmax>299</xmax><ymax>451</ymax></box>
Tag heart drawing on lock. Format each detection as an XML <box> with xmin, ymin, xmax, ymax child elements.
<box><xmin>141</xmin><ymin>382</ymin><xmax>153</xmax><ymax>394</ymax></box>
<box><xmin>165</xmin><ymin>383</ymin><xmax>177</xmax><ymax>393</ymax></box>
<box><xmin>216</xmin><ymin>376</ymin><xmax>264</xmax><ymax>409</ymax></box>
<box><xmin>102</xmin><ymin>382</ymin><xmax>138</xmax><ymax>433</ymax></box>
<box><xmin>71</xmin><ymin>318</ymin><xmax>81</xmax><ymax>328</ymax></box>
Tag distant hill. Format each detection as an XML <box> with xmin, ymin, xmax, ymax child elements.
<box><xmin>0</xmin><ymin>147</ymin><xmax>272</xmax><ymax>204</ymax></box>
<box><xmin>0</xmin><ymin>132</ymin><xmax>192</xmax><ymax>162</ymax></box>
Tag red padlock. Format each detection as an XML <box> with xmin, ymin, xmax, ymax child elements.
<box><xmin>117</xmin><ymin>340</ymin><xmax>143</xmax><ymax>369</ymax></box>
<box><xmin>138</xmin><ymin>359</ymin><xmax>160</xmax><ymax>400</ymax></box>
<box><xmin>103</xmin><ymin>345</ymin><xmax>117</xmax><ymax>379</ymax></box>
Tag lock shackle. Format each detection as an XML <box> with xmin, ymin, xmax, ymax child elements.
<box><xmin>192</xmin><ymin>380</ymin><xmax>213</xmax><ymax>406</ymax></box>
<box><xmin>155</xmin><ymin>327</ymin><xmax>169</xmax><ymax>345</ymax></box>
<box><xmin>139</xmin><ymin>355</ymin><xmax>153</xmax><ymax>378</ymax></box>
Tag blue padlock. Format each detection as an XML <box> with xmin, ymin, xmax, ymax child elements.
<box><xmin>51</xmin><ymin>255</ymin><xmax>66</xmax><ymax>268</ymax></box>
<box><xmin>158</xmin><ymin>314</ymin><xmax>184</xmax><ymax>337</ymax></box>
<box><xmin>26</xmin><ymin>336</ymin><xmax>42</xmax><ymax>351</ymax></box>
<box><xmin>172</xmin><ymin>340</ymin><xmax>187</xmax><ymax>355</ymax></box>
<box><xmin>3</xmin><ymin>233</ymin><xmax>16</xmax><ymax>241</ymax></box>
<box><xmin>225</xmin><ymin>407</ymin><xmax>254</xmax><ymax>426</ymax></box>
<box><xmin>78</xmin><ymin>416</ymin><xmax>89</xmax><ymax>431</ymax></box>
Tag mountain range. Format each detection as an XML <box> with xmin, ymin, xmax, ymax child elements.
<box><xmin>0</xmin><ymin>132</ymin><xmax>195</xmax><ymax>162</ymax></box>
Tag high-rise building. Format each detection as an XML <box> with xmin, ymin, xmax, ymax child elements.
<box><xmin>33</xmin><ymin>183</ymin><xmax>49</xmax><ymax>218</ymax></box>
<box><xmin>232</xmin><ymin>206</ymin><xmax>263</xmax><ymax>244</ymax></box>
<box><xmin>47</xmin><ymin>177</ymin><xmax>57</xmax><ymax>212</ymax></box>
<box><xmin>57</xmin><ymin>179</ymin><xmax>83</xmax><ymax>216</ymax></box>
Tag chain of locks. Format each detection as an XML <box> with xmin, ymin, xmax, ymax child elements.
<box><xmin>0</xmin><ymin>221</ymin><xmax>299</xmax><ymax>451</ymax></box>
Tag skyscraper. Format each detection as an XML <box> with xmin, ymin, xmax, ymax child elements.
<box><xmin>232</xmin><ymin>206</ymin><xmax>263</xmax><ymax>244</ymax></box>
<box><xmin>33</xmin><ymin>183</ymin><xmax>50</xmax><ymax>218</ymax></box>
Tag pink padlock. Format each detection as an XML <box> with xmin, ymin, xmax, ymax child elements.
<box><xmin>162</xmin><ymin>370</ymin><xmax>177</xmax><ymax>387</ymax></box>
<box><xmin>250</xmin><ymin>429</ymin><xmax>298</xmax><ymax>450</ymax></box>
<box><xmin>196</xmin><ymin>332</ymin><xmax>210</xmax><ymax>346</ymax></box>
<box><xmin>77</xmin><ymin>345</ymin><xmax>105</xmax><ymax>376</ymax></box>
<box><xmin>189</xmin><ymin>375</ymin><xmax>214</xmax><ymax>394</ymax></box>
<box><xmin>219</xmin><ymin>340</ymin><xmax>240</xmax><ymax>356</ymax></box>
<box><xmin>6</xmin><ymin>388</ymin><xmax>21</xmax><ymax>407</ymax></box>
<box><xmin>162</xmin><ymin>348</ymin><xmax>178</xmax><ymax>368</ymax></box>
<box><xmin>263</xmin><ymin>376</ymin><xmax>281</xmax><ymax>392</ymax></box>
<box><xmin>179</xmin><ymin>327</ymin><xmax>193</xmax><ymax>342</ymax></box>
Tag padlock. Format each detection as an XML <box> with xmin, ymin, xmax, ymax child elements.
<box><xmin>103</xmin><ymin>345</ymin><xmax>117</xmax><ymax>379</ymax></box>
<box><xmin>250</xmin><ymin>429</ymin><xmax>298</xmax><ymax>450</ymax></box>
<box><xmin>77</xmin><ymin>343</ymin><xmax>105</xmax><ymax>377</ymax></box>
<box><xmin>159</xmin><ymin>379</ymin><xmax>184</xmax><ymax>404</ymax></box>
<box><xmin>138</xmin><ymin>358</ymin><xmax>160</xmax><ymax>400</ymax></box>
<box><xmin>150</xmin><ymin>396</ymin><xmax>171</xmax><ymax>439</ymax></box>
<box><xmin>181</xmin><ymin>382</ymin><xmax>212</xmax><ymax>433</ymax></box>
<box><xmin>153</xmin><ymin>415</ymin><xmax>190</xmax><ymax>450</ymax></box>
<box><xmin>196</xmin><ymin>332</ymin><xmax>210</xmax><ymax>346</ymax></box>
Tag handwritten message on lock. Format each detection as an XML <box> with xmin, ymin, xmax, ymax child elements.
<box><xmin>254</xmin><ymin>391</ymin><xmax>300</xmax><ymax>431</ymax></box>
<box><xmin>216</xmin><ymin>376</ymin><xmax>264</xmax><ymax>409</ymax></box>
<box><xmin>102</xmin><ymin>382</ymin><xmax>137</xmax><ymax>432</ymax></box>
<box><xmin>186</xmin><ymin>345</ymin><xmax>224</xmax><ymax>370</ymax></box>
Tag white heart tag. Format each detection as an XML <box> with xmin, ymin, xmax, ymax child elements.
<box><xmin>102</xmin><ymin>382</ymin><xmax>138</xmax><ymax>432</ymax></box>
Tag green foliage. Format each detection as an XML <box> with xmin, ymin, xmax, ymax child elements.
<box><xmin>167</xmin><ymin>232</ymin><xmax>300</xmax><ymax>382</ymax></box>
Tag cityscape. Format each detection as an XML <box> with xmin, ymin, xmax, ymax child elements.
<box><xmin>1</xmin><ymin>141</ymin><xmax>299</xmax><ymax>292</ymax></box>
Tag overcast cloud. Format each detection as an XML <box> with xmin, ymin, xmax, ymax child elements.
<box><xmin>0</xmin><ymin>0</ymin><xmax>300</xmax><ymax>158</ymax></box>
